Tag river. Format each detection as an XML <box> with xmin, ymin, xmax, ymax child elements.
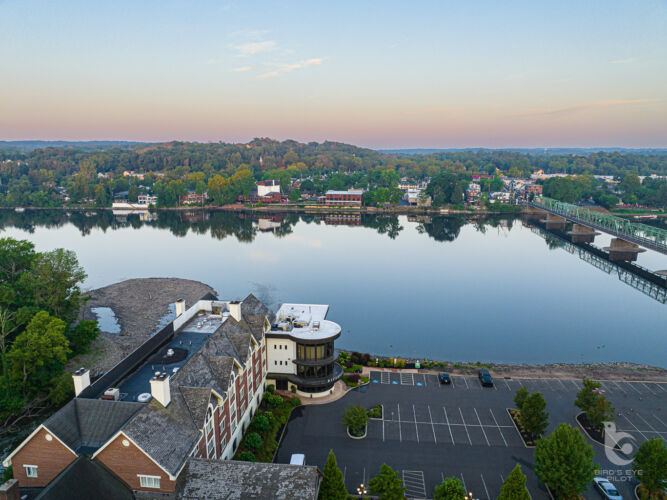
<box><xmin>1</xmin><ymin>209</ymin><xmax>665</xmax><ymax>366</ymax></box>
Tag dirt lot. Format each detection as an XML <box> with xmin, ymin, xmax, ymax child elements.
<box><xmin>69</xmin><ymin>278</ymin><xmax>216</xmax><ymax>372</ymax></box>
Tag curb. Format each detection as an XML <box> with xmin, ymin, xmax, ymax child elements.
<box><xmin>506</xmin><ymin>408</ymin><xmax>535</xmax><ymax>449</ymax></box>
<box><xmin>369</xmin><ymin>404</ymin><xmax>384</xmax><ymax>421</ymax></box>
<box><xmin>347</xmin><ymin>425</ymin><xmax>367</xmax><ymax>440</ymax></box>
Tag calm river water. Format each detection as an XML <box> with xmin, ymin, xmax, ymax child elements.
<box><xmin>1</xmin><ymin>209</ymin><xmax>665</xmax><ymax>366</ymax></box>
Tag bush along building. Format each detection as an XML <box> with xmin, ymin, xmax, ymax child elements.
<box><xmin>2</xmin><ymin>293</ymin><xmax>339</xmax><ymax>500</ymax></box>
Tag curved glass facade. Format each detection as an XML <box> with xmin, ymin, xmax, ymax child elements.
<box><xmin>296</xmin><ymin>341</ymin><xmax>334</xmax><ymax>362</ymax></box>
<box><xmin>294</xmin><ymin>340</ymin><xmax>339</xmax><ymax>392</ymax></box>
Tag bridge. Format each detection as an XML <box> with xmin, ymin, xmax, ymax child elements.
<box><xmin>523</xmin><ymin>197</ymin><xmax>667</xmax><ymax>255</ymax></box>
<box><xmin>530</xmin><ymin>225</ymin><xmax>667</xmax><ymax>304</ymax></box>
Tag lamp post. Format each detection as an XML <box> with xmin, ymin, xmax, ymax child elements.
<box><xmin>357</xmin><ymin>483</ymin><xmax>368</xmax><ymax>497</ymax></box>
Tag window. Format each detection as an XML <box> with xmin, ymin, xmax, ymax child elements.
<box><xmin>240</xmin><ymin>386</ymin><xmax>244</xmax><ymax>401</ymax></box>
<box><xmin>138</xmin><ymin>475</ymin><xmax>160</xmax><ymax>488</ymax></box>
<box><xmin>219</xmin><ymin>417</ymin><xmax>226</xmax><ymax>435</ymax></box>
<box><xmin>274</xmin><ymin>345</ymin><xmax>276</xmax><ymax>349</ymax></box>
<box><xmin>221</xmin><ymin>436</ymin><xmax>226</xmax><ymax>451</ymax></box>
<box><xmin>274</xmin><ymin>360</ymin><xmax>277</xmax><ymax>365</ymax></box>
<box><xmin>205</xmin><ymin>407</ymin><xmax>214</xmax><ymax>436</ymax></box>
<box><xmin>24</xmin><ymin>465</ymin><xmax>38</xmax><ymax>478</ymax></box>
<box><xmin>206</xmin><ymin>436</ymin><xmax>215</xmax><ymax>458</ymax></box>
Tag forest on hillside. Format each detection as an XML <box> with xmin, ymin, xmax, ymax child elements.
<box><xmin>0</xmin><ymin>139</ymin><xmax>666</xmax><ymax>208</ymax></box>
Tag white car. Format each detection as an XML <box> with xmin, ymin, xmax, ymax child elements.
<box><xmin>593</xmin><ymin>477</ymin><xmax>623</xmax><ymax>500</ymax></box>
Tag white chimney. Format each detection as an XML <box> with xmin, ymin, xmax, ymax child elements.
<box><xmin>72</xmin><ymin>368</ymin><xmax>90</xmax><ymax>397</ymax></box>
<box><xmin>175</xmin><ymin>299</ymin><xmax>186</xmax><ymax>316</ymax></box>
<box><xmin>150</xmin><ymin>372</ymin><xmax>171</xmax><ymax>407</ymax></box>
<box><xmin>228</xmin><ymin>301</ymin><xmax>242</xmax><ymax>322</ymax></box>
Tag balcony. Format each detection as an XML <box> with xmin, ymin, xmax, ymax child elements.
<box><xmin>269</xmin><ymin>363</ymin><xmax>343</xmax><ymax>389</ymax></box>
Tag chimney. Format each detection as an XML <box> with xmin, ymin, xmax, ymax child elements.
<box><xmin>0</xmin><ymin>479</ymin><xmax>19</xmax><ymax>500</ymax></box>
<box><xmin>228</xmin><ymin>301</ymin><xmax>242</xmax><ymax>322</ymax></box>
<box><xmin>72</xmin><ymin>368</ymin><xmax>90</xmax><ymax>397</ymax></box>
<box><xmin>175</xmin><ymin>299</ymin><xmax>186</xmax><ymax>316</ymax></box>
<box><xmin>150</xmin><ymin>372</ymin><xmax>171</xmax><ymax>407</ymax></box>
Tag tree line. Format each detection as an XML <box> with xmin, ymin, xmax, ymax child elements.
<box><xmin>0</xmin><ymin>238</ymin><xmax>99</xmax><ymax>435</ymax></box>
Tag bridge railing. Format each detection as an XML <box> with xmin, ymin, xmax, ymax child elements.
<box><xmin>529</xmin><ymin>197</ymin><xmax>667</xmax><ymax>252</ymax></box>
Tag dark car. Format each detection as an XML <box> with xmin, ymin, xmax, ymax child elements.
<box><xmin>478</xmin><ymin>369</ymin><xmax>493</xmax><ymax>387</ymax></box>
<box><xmin>439</xmin><ymin>372</ymin><xmax>451</xmax><ymax>384</ymax></box>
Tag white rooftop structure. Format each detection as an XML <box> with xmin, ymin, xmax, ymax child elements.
<box><xmin>272</xmin><ymin>303</ymin><xmax>341</xmax><ymax>341</ymax></box>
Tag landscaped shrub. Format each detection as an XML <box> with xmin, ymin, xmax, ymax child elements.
<box><xmin>342</xmin><ymin>405</ymin><xmax>368</xmax><ymax>436</ymax></box>
<box><xmin>264</xmin><ymin>393</ymin><xmax>283</xmax><ymax>408</ymax></box>
<box><xmin>244</xmin><ymin>432</ymin><xmax>262</xmax><ymax>451</ymax></box>
<box><xmin>346</xmin><ymin>373</ymin><xmax>360</xmax><ymax>384</ymax></box>
<box><xmin>290</xmin><ymin>385</ymin><xmax>296</xmax><ymax>393</ymax></box>
<box><xmin>368</xmin><ymin>404</ymin><xmax>382</xmax><ymax>419</ymax></box>
<box><xmin>267</xmin><ymin>384</ymin><xmax>275</xmax><ymax>394</ymax></box>
<box><xmin>238</xmin><ymin>452</ymin><xmax>256</xmax><ymax>462</ymax></box>
<box><xmin>352</xmin><ymin>364</ymin><xmax>364</xmax><ymax>373</ymax></box>
<box><xmin>289</xmin><ymin>396</ymin><xmax>301</xmax><ymax>407</ymax></box>
<box><xmin>250</xmin><ymin>414</ymin><xmax>269</xmax><ymax>432</ymax></box>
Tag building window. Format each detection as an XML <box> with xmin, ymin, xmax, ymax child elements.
<box><xmin>221</xmin><ymin>436</ymin><xmax>227</xmax><ymax>451</ymax></box>
<box><xmin>138</xmin><ymin>475</ymin><xmax>161</xmax><ymax>488</ymax></box>
<box><xmin>274</xmin><ymin>345</ymin><xmax>276</xmax><ymax>349</ymax></box>
<box><xmin>274</xmin><ymin>360</ymin><xmax>277</xmax><ymax>365</ymax></box>
<box><xmin>24</xmin><ymin>465</ymin><xmax>38</xmax><ymax>478</ymax></box>
<box><xmin>240</xmin><ymin>386</ymin><xmax>244</xmax><ymax>401</ymax></box>
<box><xmin>205</xmin><ymin>407</ymin><xmax>214</xmax><ymax>436</ymax></box>
<box><xmin>219</xmin><ymin>417</ymin><xmax>226</xmax><ymax>435</ymax></box>
<box><xmin>206</xmin><ymin>436</ymin><xmax>215</xmax><ymax>458</ymax></box>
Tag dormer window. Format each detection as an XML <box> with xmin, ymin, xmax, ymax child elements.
<box><xmin>205</xmin><ymin>407</ymin><xmax>214</xmax><ymax>436</ymax></box>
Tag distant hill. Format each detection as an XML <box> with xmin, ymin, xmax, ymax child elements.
<box><xmin>0</xmin><ymin>140</ymin><xmax>147</xmax><ymax>152</ymax></box>
<box><xmin>380</xmin><ymin>147</ymin><xmax>667</xmax><ymax>156</ymax></box>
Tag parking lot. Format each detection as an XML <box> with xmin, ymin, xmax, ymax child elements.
<box><xmin>276</xmin><ymin>372</ymin><xmax>666</xmax><ymax>499</ymax></box>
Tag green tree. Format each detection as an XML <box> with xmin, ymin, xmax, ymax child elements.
<box><xmin>250</xmin><ymin>414</ymin><xmax>269</xmax><ymax>432</ymax></box>
<box><xmin>318</xmin><ymin>450</ymin><xmax>347</xmax><ymax>500</ymax></box>
<box><xmin>68</xmin><ymin>320</ymin><xmax>100</xmax><ymax>355</ymax></box>
<box><xmin>6</xmin><ymin>311</ymin><xmax>71</xmax><ymax>394</ymax></box>
<box><xmin>586</xmin><ymin>394</ymin><xmax>614</xmax><ymax>428</ymax></box>
<box><xmin>243</xmin><ymin>432</ymin><xmax>262</xmax><ymax>450</ymax></box>
<box><xmin>520</xmin><ymin>392</ymin><xmax>549</xmax><ymax>436</ymax></box>
<box><xmin>575</xmin><ymin>378</ymin><xmax>601</xmax><ymax>413</ymax></box>
<box><xmin>490</xmin><ymin>175</ymin><xmax>503</xmax><ymax>191</ymax></box>
<box><xmin>534</xmin><ymin>423</ymin><xmax>596</xmax><ymax>500</ymax></box>
<box><xmin>619</xmin><ymin>173</ymin><xmax>641</xmax><ymax>196</ymax></box>
<box><xmin>368</xmin><ymin>463</ymin><xmax>405</xmax><ymax>500</ymax></box>
<box><xmin>342</xmin><ymin>405</ymin><xmax>368</xmax><ymax>435</ymax></box>
<box><xmin>433</xmin><ymin>476</ymin><xmax>465</xmax><ymax>500</ymax></box>
<box><xmin>498</xmin><ymin>464</ymin><xmax>530</xmax><ymax>500</ymax></box>
<box><xmin>514</xmin><ymin>386</ymin><xmax>529</xmax><ymax>410</ymax></box>
<box><xmin>289</xmin><ymin>189</ymin><xmax>301</xmax><ymax>202</ymax></box>
<box><xmin>238</xmin><ymin>451</ymin><xmax>256</xmax><ymax>462</ymax></box>
<box><xmin>632</xmin><ymin>438</ymin><xmax>667</xmax><ymax>498</ymax></box>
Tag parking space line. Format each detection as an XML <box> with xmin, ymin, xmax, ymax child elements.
<box><xmin>398</xmin><ymin>404</ymin><xmax>402</xmax><ymax>442</ymax></box>
<box><xmin>343</xmin><ymin>466</ymin><xmax>346</xmax><ymax>482</ymax></box>
<box><xmin>463</xmin><ymin>377</ymin><xmax>469</xmax><ymax>389</ymax></box>
<box><xmin>382</xmin><ymin>417</ymin><xmax>385</xmax><ymax>442</ymax></box>
<box><xmin>402</xmin><ymin>470</ymin><xmax>426</xmax><ymax>499</ymax></box>
<box><xmin>480</xmin><ymin>474</ymin><xmax>491</xmax><ymax>500</ymax></box>
<box><xmin>612</xmin><ymin>381</ymin><xmax>627</xmax><ymax>395</ymax></box>
<box><xmin>413</xmin><ymin>405</ymin><xmax>420</xmax><ymax>443</ymax></box>
<box><xmin>624</xmin><ymin>382</ymin><xmax>642</xmax><ymax>395</ymax></box>
<box><xmin>556</xmin><ymin>379</ymin><xmax>569</xmax><ymax>391</ymax></box>
<box><xmin>503</xmin><ymin>379</ymin><xmax>511</xmax><ymax>391</ymax></box>
<box><xmin>619</xmin><ymin>413</ymin><xmax>650</xmax><ymax>440</ymax></box>
<box><xmin>489</xmin><ymin>409</ymin><xmax>508</xmax><ymax>446</ymax></box>
<box><xmin>640</xmin><ymin>383</ymin><xmax>658</xmax><ymax>396</ymax></box>
<box><xmin>443</xmin><ymin>407</ymin><xmax>455</xmax><ymax>445</ymax></box>
<box><xmin>459</xmin><ymin>408</ymin><xmax>472</xmax><ymax>445</ymax></box>
<box><xmin>570</xmin><ymin>380</ymin><xmax>580</xmax><ymax>390</ymax></box>
<box><xmin>460</xmin><ymin>473</ymin><xmax>467</xmax><ymax>492</ymax></box>
<box><xmin>634</xmin><ymin>412</ymin><xmax>660</xmax><ymax>434</ymax></box>
<box><xmin>450</xmin><ymin>377</ymin><xmax>455</xmax><ymax>388</ymax></box>
<box><xmin>474</xmin><ymin>408</ymin><xmax>490</xmax><ymax>446</ymax></box>
<box><xmin>652</xmin><ymin>414</ymin><xmax>666</xmax><ymax>428</ymax></box>
<box><xmin>428</xmin><ymin>405</ymin><xmax>437</xmax><ymax>444</ymax></box>
<box><xmin>652</xmin><ymin>383</ymin><xmax>667</xmax><ymax>393</ymax></box>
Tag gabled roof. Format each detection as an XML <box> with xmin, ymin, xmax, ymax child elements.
<box><xmin>176</xmin><ymin>459</ymin><xmax>321</xmax><ymax>500</ymax></box>
<box><xmin>207</xmin><ymin>356</ymin><xmax>235</xmax><ymax>393</ymax></box>
<box><xmin>172</xmin><ymin>352</ymin><xmax>225</xmax><ymax>396</ymax></box>
<box><xmin>43</xmin><ymin>399</ymin><xmax>143</xmax><ymax>454</ymax></box>
<box><xmin>121</xmin><ymin>392</ymin><xmax>200</xmax><ymax>477</ymax></box>
<box><xmin>179</xmin><ymin>387</ymin><xmax>212</xmax><ymax>430</ymax></box>
<box><xmin>228</xmin><ymin>333</ymin><xmax>252</xmax><ymax>363</ymax></box>
<box><xmin>241</xmin><ymin>314</ymin><xmax>268</xmax><ymax>342</ymax></box>
<box><xmin>35</xmin><ymin>456</ymin><xmax>133</xmax><ymax>500</ymax></box>
<box><xmin>241</xmin><ymin>293</ymin><xmax>276</xmax><ymax>323</ymax></box>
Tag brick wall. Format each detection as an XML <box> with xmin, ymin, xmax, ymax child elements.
<box><xmin>11</xmin><ymin>427</ymin><xmax>76</xmax><ymax>487</ymax></box>
<box><xmin>96</xmin><ymin>433</ymin><xmax>175</xmax><ymax>494</ymax></box>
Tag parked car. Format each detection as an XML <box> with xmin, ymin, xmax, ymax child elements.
<box><xmin>478</xmin><ymin>369</ymin><xmax>493</xmax><ymax>387</ymax></box>
<box><xmin>439</xmin><ymin>372</ymin><xmax>451</xmax><ymax>384</ymax></box>
<box><xmin>290</xmin><ymin>454</ymin><xmax>306</xmax><ymax>465</ymax></box>
<box><xmin>592</xmin><ymin>477</ymin><xmax>623</xmax><ymax>500</ymax></box>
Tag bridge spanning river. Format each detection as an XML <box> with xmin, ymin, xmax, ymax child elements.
<box><xmin>524</xmin><ymin>197</ymin><xmax>667</xmax><ymax>254</ymax></box>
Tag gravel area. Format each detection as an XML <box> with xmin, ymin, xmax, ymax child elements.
<box><xmin>75</xmin><ymin>278</ymin><xmax>216</xmax><ymax>370</ymax></box>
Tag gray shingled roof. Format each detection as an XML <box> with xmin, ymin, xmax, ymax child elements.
<box><xmin>179</xmin><ymin>387</ymin><xmax>212</xmax><ymax>430</ymax></box>
<box><xmin>207</xmin><ymin>356</ymin><xmax>235</xmax><ymax>394</ymax></box>
<box><xmin>176</xmin><ymin>459</ymin><xmax>321</xmax><ymax>500</ymax></box>
<box><xmin>172</xmin><ymin>352</ymin><xmax>225</xmax><ymax>396</ymax></box>
<box><xmin>241</xmin><ymin>293</ymin><xmax>276</xmax><ymax>323</ymax></box>
<box><xmin>35</xmin><ymin>456</ymin><xmax>134</xmax><ymax>500</ymax></box>
<box><xmin>241</xmin><ymin>314</ymin><xmax>267</xmax><ymax>342</ymax></box>
<box><xmin>228</xmin><ymin>333</ymin><xmax>251</xmax><ymax>363</ymax></box>
<box><xmin>43</xmin><ymin>399</ymin><xmax>143</xmax><ymax>453</ymax></box>
<box><xmin>121</xmin><ymin>392</ymin><xmax>200</xmax><ymax>476</ymax></box>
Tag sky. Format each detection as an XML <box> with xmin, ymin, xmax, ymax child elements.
<box><xmin>1</xmin><ymin>0</ymin><xmax>666</xmax><ymax>148</ymax></box>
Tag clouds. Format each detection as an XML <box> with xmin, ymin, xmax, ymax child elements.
<box><xmin>232</xmin><ymin>66</ymin><xmax>252</xmax><ymax>72</ymax></box>
<box><xmin>258</xmin><ymin>58</ymin><xmax>323</xmax><ymax>79</ymax></box>
<box><xmin>235</xmin><ymin>40</ymin><xmax>277</xmax><ymax>56</ymax></box>
<box><xmin>609</xmin><ymin>58</ymin><xmax>635</xmax><ymax>64</ymax></box>
<box><xmin>513</xmin><ymin>99</ymin><xmax>660</xmax><ymax>117</ymax></box>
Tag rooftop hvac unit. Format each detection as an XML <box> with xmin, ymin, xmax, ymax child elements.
<box><xmin>104</xmin><ymin>388</ymin><xmax>120</xmax><ymax>401</ymax></box>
